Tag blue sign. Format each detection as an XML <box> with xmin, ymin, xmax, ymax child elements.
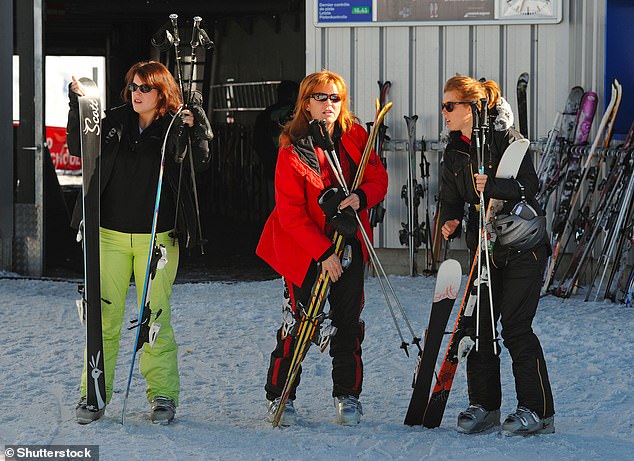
<box><xmin>317</xmin><ymin>1</ymin><xmax>373</xmax><ymax>23</ymax></box>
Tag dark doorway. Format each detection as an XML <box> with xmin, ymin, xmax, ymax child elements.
<box><xmin>41</xmin><ymin>0</ymin><xmax>305</xmax><ymax>281</ymax></box>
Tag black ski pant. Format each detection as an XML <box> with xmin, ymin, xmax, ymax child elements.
<box><xmin>466</xmin><ymin>244</ymin><xmax>555</xmax><ymax>419</ymax></box>
<box><xmin>265</xmin><ymin>238</ymin><xmax>365</xmax><ymax>401</ymax></box>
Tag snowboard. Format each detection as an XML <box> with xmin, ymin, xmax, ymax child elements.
<box><xmin>404</xmin><ymin>259</ymin><xmax>462</xmax><ymax>426</ymax></box>
<box><xmin>77</xmin><ymin>77</ymin><xmax>106</xmax><ymax>412</ymax></box>
<box><xmin>422</xmin><ymin>138</ymin><xmax>529</xmax><ymax>429</ymax></box>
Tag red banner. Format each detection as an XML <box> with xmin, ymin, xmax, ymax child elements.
<box><xmin>46</xmin><ymin>126</ymin><xmax>81</xmax><ymax>171</ymax></box>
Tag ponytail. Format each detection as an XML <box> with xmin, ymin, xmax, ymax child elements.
<box><xmin>444</xmin><ymin>74</ymin><xmax>501</xmax><ymax>110</ymax></box>
<box><xmin>480</xmin><ymin>80</ymin><xmax>501</xmax><ymax>109</ymax></box>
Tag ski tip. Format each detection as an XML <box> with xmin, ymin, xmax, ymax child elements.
<box><xmin>433</xmin><ymin>259</ymin><xmax>462</xmax><ymax>301</ymax></box>
<box><xmin>78</xmin><ymin>77</ymin><xmax>100</xmax><ymax>98</ymax></box>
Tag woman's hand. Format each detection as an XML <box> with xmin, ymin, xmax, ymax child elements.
<box><xmin>474</xmin><ymin>173</ymin><xmax>488</xmax><ymax>192</ymax></box>
<box><xmin>70</xmin><ymin>76</ymin><xmax>86</xmax><ymax>97</ymax></box>
<box><xmin>321</xmin><ymin>253</ymin><xmax>343</xmax><ymax>282</ymax></box>
<box><xmin>339</xmin><ymin>192</ymin><xmax>360</xmax><ymax>211</ymax></box>
<box><xmin>180</xmin><ymin>109</ymin><xmax>195</xmax><ymax>127</ymax></box>
<box><xmin>441</xmin><ymin>219</ymin><xmax>460</xmax><ymax>240</ymax></box>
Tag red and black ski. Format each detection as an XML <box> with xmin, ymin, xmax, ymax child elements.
<box><xmin>404</xmin><ymin>259</ymin><xmax>462</xmax><ymax>426</ymax></box>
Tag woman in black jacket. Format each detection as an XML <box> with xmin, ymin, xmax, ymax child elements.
<box><xmin>439</xmin><ymin>75</ymin><xmax>554</xmax><ymax>436</ymax></box>
<box><xmin>67</xmin><ymin>61</ymin><xmax>211</xmax><ymax>425</ymax></box>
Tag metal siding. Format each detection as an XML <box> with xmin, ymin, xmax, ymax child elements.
<box><xmin>307</xmin><ymin>0</ymin><xmax>608</xmax><ymax>249</ymax></box>
<box><xmin>383</xmin><ymin>26</ymin><xmax>413</xmax><ymax>248</ymax></box>
<box><xmin>414</xmin><ymin>26</ymin><xmax>441</xmax><ymax>140</ymax></box>
<box><xmin>535</xmin><ymin>23</ymin><xmax>571</xmax><ymax>138</ymax></box>
<box><xmin>503</xmin><ymin>25</ymin><xmax>531</xmax><ymax>125</ymax></box>
<box><xmin>353</xmin><ymin>27</ymin><xmax>381</xmax><ymax>123</ymax></box>
<box><xmin>324</xmin><ymin>27</ymin><xmax>352</xmax><ymax>82</ymax></box>
<box><xmin>384</xmin><ymin>26</ymin><xmax>412</xmax><ymax>142</ymax></box>
<box><xmin>443</xmin><ymin>26</ymin><xmax>472</xmax><ymax>81</ymax></box>
<box><xmin>474</xmin><ymin>26</ymin><xmax>501</xmax><ymax>83</ymax></box>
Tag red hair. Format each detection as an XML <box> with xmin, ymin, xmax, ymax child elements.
<box><xmin>281</xmin><ymin>70</ymin><xmax>357</xmax><ymax>145</ymax></box>
<box><xmin>444</xmin><ymin>75</ymin><xmax>501</xmax><ymax>111</ymax></box>
<box><xmin>121</xmin><ymin>61</ymin><xmax>182</xmax><ymax>119</ymax></box>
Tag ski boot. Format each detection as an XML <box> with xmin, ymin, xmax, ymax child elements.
<box><xmin>267</xmin><ymin>397</ymin><xmax>297</xmax><ymax>426</ymax></box>
<box><xmin>334</xmin><ymin>396</ymin><xmax>363</xmax><ymax>426</ymax></box>
<box><xmin>456</xmin><ymin>404</ymin><xmax>500</xmax><ymax>434</ymax></box>
<box><xmin>75</xmin><ymin>397</ymin><xmax>105</xmax><ymax>425</ymax></box>
<box><xmin>150</xmin><ymin>396</ymin><xmax>176</xmax><ymax>425</ymax></box>
<box><xmin>501</xmin><ymin>406</ymin><xmax>555</xmax><ymax>436</ymax></box>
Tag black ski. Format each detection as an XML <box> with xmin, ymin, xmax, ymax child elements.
<box><xmin>77</xmin><ymin>77</ymin><xmax>106</xmax><ymax>413</ymax></box>
<box><xmin>516</xmin><ymin>72</ymin><xmax>529</xmax><ymax>138</ymax></box>
<box><xmin>404</xmin><ymin>259</ymin><xmax>462</xmax><ymax>426</ymax></box>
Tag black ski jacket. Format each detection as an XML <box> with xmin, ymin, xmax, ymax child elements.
<box><xmin>67</xmin><ymin>93</ymin><xmax>212</xmax><ymax>249</ymax></box>
<box><xmin>439</xmin><ymin>127</ymin><xmax>544</xmax><ymax>252</ymax></box>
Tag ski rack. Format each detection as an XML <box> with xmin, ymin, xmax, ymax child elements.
<box><xmin>533</xmin><ymin>142</ymin><xmax>630</xmax><ymax>159</ymax></box>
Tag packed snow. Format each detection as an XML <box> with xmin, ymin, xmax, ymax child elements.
<box><xmin>0</xmin><ymin>268</ymin><xmax>632</xmax><ymax>461</ymax></box>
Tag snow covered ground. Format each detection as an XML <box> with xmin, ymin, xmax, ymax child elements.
<box><xmin>1</xmin><ymin>269</ymin><xmax>633</xmax><ymax>461</ymax></box>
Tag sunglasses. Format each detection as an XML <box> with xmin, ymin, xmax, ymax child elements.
<box><xmin>441</xmin><ymin>101</ymin><xmax>472</xmax><ymax>112</ymax></box>
<box><xmin>128</xmin><ymin>82</ymin><xmax>156</xmax><ymax>94</ymax></box>
<box><xmin>310</xmin><ymin>93</ymin><xmax>342</xmax><ymax>102</ymax></box>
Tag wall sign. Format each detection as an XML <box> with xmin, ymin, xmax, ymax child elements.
<box><xmin>315</xmin><ymin>0</ymin><xmax>562</xmax><ymax>26</ymax></box>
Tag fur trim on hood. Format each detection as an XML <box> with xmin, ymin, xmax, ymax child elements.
<box><xmin>440</xmin><ymin>97</ymin><xmax>516</xmax><ymax>148</ymax></box>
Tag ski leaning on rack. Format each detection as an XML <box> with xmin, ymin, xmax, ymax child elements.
<box><xmin>422</xmin><ymin>138</ymin><xmax>529</xmax><ymax>429</ymax></box>
<box><xmin>404</xmin><ymin>259</ymin><xmax>462</xmax><ymax>426</ymax></box>
<box><xmin>401</xmin><ymin>115</ymin><xmax>423</xmax><ymax>276</ymax></box>
<box><xmin>76</xmin><ymin>77</ymin><xmax>106</xmax><ymax>414</ymax></box>
<box><xmin>270</xmin><ymin>101</ymin><xmax>393</xmax><ymax>427</ymax></box>
<box><xmin>516</xmin><ymin>72</ymin><xmax>529</xmax><ymax>138</ymax></box>
<box><xmin>121</xmin><ymin>107</ymin><xmax>184</xmax><ymax>424</ymax></box>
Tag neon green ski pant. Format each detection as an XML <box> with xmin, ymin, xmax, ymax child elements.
<box><xmin>80</xmin><ymin>227</ymin><xmax>180</xmax><ymax>406</ymax></box>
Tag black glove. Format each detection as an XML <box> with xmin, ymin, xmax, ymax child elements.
<box><xmin>318</xmin><ymin>187</ymin><xmax>358</xmax><ymax>237</ymax></box>
<box><xmin>188</xmin><ymin>90</ymin><xmax>214</xmax><ymax>141</ymax></box>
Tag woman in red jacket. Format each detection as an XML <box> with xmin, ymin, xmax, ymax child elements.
<box><xmin>256</xmin><ymin>70</ymin><xmax>388</xmax><ymax>426</ymax></box>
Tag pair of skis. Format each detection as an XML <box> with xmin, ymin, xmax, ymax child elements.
<box><xmin>270</xmin><ymin>100</ymin><xmax>394</xmax><ymax>427</ymax></box>
<box><xmin>405</xmin><ymin>139</ymin><xmax>529</xmax><ymax>427</ymax></box>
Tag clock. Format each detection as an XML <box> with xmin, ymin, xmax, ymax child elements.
<box><xmin>497</xmin><ymin>0</ymin><xmax>562</xmax><ymax>22</ymax></box>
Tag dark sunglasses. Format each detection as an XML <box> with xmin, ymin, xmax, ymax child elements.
<box><xmin>441</xmin><ymin>101</ymin><xmax>472</xmax><ymax>112</ymax></box>
<box><xmin>128</xmin><ymin>82</ymin><xmax>156</xmax><ymax>94</ymax></box>
<box><xmin>310</xmin><ymin>93</ymin><xmax>342</xmax><ymax>102</ymax></box>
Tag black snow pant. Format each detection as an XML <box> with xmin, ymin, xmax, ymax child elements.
<box><xmin>466</xmin><ymin>243</ymin><xmax>555</xmax><ymax>419</ymax></box>
<box><xmin>265</xmin><ymin>238</ymin><xmax>365</xmax><ymax>401</ymax></box>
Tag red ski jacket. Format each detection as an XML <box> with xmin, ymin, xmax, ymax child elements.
<box><xmin>256</xmin><ymin>123</ymin><xmax>388</xmax><ymax>287</ymax></box>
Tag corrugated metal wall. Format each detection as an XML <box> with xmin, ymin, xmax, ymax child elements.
<box><xmin>306</xmin><ymin>0</ymin><xmax>607</xmax><ymax>249</ymax></box>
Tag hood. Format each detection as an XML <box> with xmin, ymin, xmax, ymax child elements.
<box><xmin>491</xmin><ymin>97</ymin><xmax>515</xmax><ymax>131</ymax></box>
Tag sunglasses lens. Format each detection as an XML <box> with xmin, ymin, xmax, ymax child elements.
<box><xmin>442</xmin><ymin>102</ymin><xmax>455</xmax><ymax>112</ymax></box>
<box><xmin>129</xmin><ymin>83</ymin><xmax>153</xmax><ymax>93</ymax></box>
<box><xmin>311</xmin><ymin>93</ymin><xmax>341</xmax><ymax>102</ymax></box>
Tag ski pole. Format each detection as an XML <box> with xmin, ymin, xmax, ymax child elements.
<box><xmin>311</xmin><ymin>119</ymin><xmax>420</xmax><ymax>353</ymax></box>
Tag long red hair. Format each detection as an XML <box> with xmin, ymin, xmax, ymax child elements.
<box><xmin>121</xmin><ymin>61</ymin><xmax>182</xmax><ymax>119</ymax></box>
<box><xmin>280</xmin><ymin>70</ymin><xmax>357</xmax><ymax>145</ymax></box>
